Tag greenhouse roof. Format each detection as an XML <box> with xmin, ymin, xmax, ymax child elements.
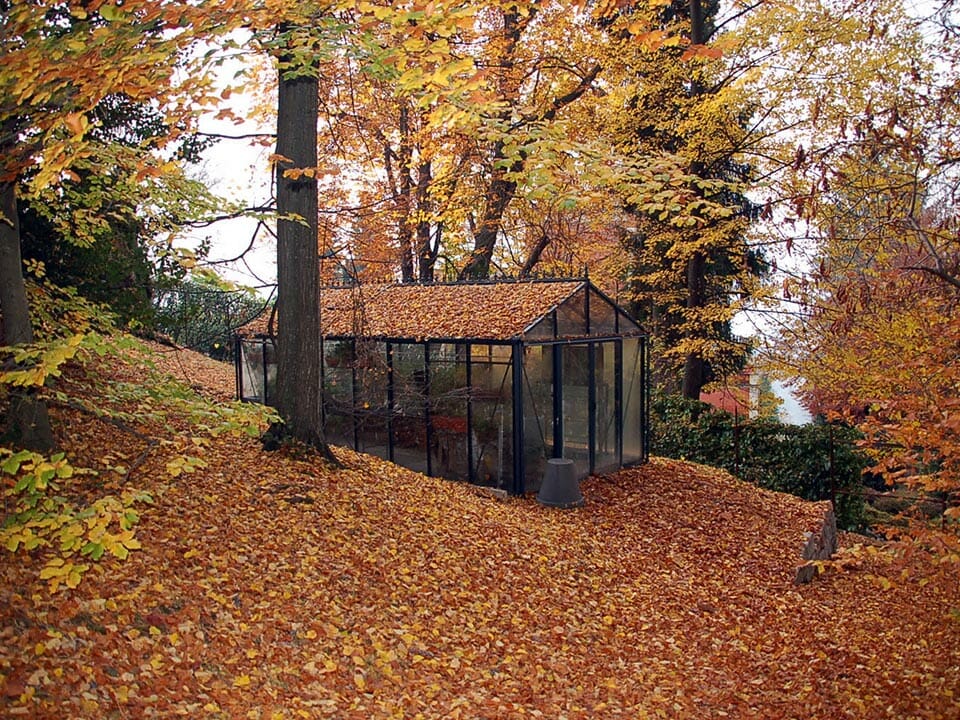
<box><xmin>239</xmin><ymin>279</ymin><xmax>643</xmax><ymax>342</ymax></box>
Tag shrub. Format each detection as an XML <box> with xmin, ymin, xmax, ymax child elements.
<box><xmin>651</xmin><ymin>393</ymin><xmax>871</xmax><ymax>530</ymax></box>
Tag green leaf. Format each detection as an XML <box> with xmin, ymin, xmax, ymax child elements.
<box><xmin>81</xmin><ymin>542</ymin><xmax>105</xmax><ymax>561</ymax></box>
<box><xmin>99</xmin><ymin>4</ymin><xmax>126</xmax><ymax>22</ymax></box>
<box><xmin>2</xmin><ymin>451</ymin><xmax>32</xmax><ymax>475</ymax></box>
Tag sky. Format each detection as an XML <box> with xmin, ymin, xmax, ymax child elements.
<box><xmin>190</xmin><ymin>132</ymin><xmax>276</xmax><ymax>291</ymax></box>
<box><xmin>771</xmin><ymin>380</ymin><xmax>812</xmax><ymax>425</ymax></box>
<box><xmin>184</xmin><ymin>48</ymin><xmax>277</xmax><ymax>294</ymax></box>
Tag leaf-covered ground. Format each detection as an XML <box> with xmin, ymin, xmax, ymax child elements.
<box><xmin>2</xmin><ymin>344</ymin><xmax>958</xmax><ymax>719</ymax></box>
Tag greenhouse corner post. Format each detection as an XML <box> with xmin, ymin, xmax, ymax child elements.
<box><xmin>386</xmin><ymin>342</ymin><xmax>395</xmax><ymax>464</ymax></box>
<box><xmin>511</xmin><ymin>340</ymin><xmax>525</xmax><ymax>495</ymax></box>
<box><xmin>615</xmin><ymin>339</ymin><xmax>623</xmax><ymax>468</ymax></box>
<box><xmin>466</xmin><ymin>345</ymin><xmax>475</xmax><ymax>485</ymax></box>
<box><xmin>552</xmin><ymin>344</ymin><xmax>563</xmax><ymax>460</ymax></box>
<box><xmin>424</xmin><ymin>345</ymin><xmax>433</xmax><ymax>479</ymax></box>
<box><xmin>588</xmin><ymin>343</ymin><xmax>597</xmax><ymax>473</ymax></box>
<box><xmin>234</xmin><ymin>337</ymin><xmax>242</xmax><ymax>400</ymax></box>
<box><xmin>262</xmin><ymin>340</ymin><xmax>270</xmax><ymax>406</ymax></box>
<box><xmin>643</xmin><ymin>337</ymin><xmax>650</xmax><ymax>460</ymax></box>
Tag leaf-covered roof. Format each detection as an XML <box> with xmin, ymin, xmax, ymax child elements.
<box><xmin>240</xmin><ymin>279</ymin><xmax>641</xmax><ymax>341</ymax></box>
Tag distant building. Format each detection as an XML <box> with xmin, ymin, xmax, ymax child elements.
<box><xmin>700</xmin><ymin>372</ymin><xmax>812</xmax><ymax>425</ymax></box>
<box><xmin>700</xmin><ymin>384</ymin><xmax>753</xmax><ymax>417</ymax></box>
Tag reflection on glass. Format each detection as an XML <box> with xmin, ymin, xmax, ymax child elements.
<box><xmin>523</xmin><ymin>312</ymin><xmax>556</xmax><ymax>341</ymax></box>
<box><xmin>356</xmin><ymin>342</ymin><xmax>389</xmax><ymax>460</ymax></box>
<box><xmin>589</xmin><ymin>291</ymin><xmax>618</xmax><ymax>335</ymax></box>
<box><xmin>325</xmin><ymin>415</ymin><xmax>349</xmax><ymax>448</ymax></box>
<box><xmin>617</xmin><ymin>311</ymin><xmax>642</xmax><ymax>334</ymax></box>
<box><xmin>471</xmin><ymin>344</ymin><xmax>513</xmax><ymax>489</ymax></box>
<box><xmin>239</xmin><ymin>339</ymin><xmax>276</xmax><ymax>403</ymax></box>
<box><xmin>595</xmin><ymin>342</ymin><xmax>618</xmax><ymax>472</ymax></box>
<box><xmin>390</xmin><ymin>343</ymin><xmax>427</xmax><ymax>474</ymax></box>
<box><xmin>622</xmin><ymin>338</ymin><xmax>645</xmax><ymax>464</ymax></box>
<box><xmin>557</xmin><ymin>287</ymin><xmax>587</xmax><ymax>337</ymax></box>
<box><xmin>429</xmin><ymin>343</ymin><xmax>469</xmax><ymax>481</ymax></box>
<box><xmin>561</xmin><ymin>344</ymin><xmax>591</xmax><ymax>478</ymax></box>
<box><xmin>522</xmin><ymin>345</ymin><xmax>553</xmax><ymax>492</ymax></box>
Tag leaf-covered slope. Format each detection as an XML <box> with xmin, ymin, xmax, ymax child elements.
<box><xmin>1</xmin><ymin>345</ymin><xmax>958</xmax><ymax>719</ymax></box>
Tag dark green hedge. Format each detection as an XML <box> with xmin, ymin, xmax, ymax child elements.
<box><xmin>651</xmin><ymin>394</ymin><xmax>870</xmax><ymax>530</ymax></box>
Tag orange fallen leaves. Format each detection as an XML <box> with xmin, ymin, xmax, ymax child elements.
<box><xmin>238</xmin><ymin>281</ymin><xmax>590</xmax><ymax>341</ymax></box>
<box><xmin>1</xmin><ymin>344</ymin><xmax>958</xmax><ymax>718</ymax></box>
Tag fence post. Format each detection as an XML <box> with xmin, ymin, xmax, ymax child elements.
<box><xmin>828</xmin><ymin>423</ymin><xmax>837</xmax><ymax>510</ymax></box>
<box><xmin>733</xmin><ymin>409</ymin><xmax>741</xmax><ymax>477</ymax></box>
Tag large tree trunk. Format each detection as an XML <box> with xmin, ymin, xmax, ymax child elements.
<box><xmin>415</xmin><ymin>159</ymin><xmax>436</xmax><ymax>281</ymax></box>
<box><xmin>275</xmin><ymin>62</ymin><xmax>326</xmax><ymax>450</ymax></box>
<box><xmin>681</xmin><ymin>249</ymin><xmax>707</xmax><ymax>400</ymax></box>
<box><xmin>0</xmin><ymin>180</ymin><xmax>55</xmax><ymax>450</ymax></box>
<box><xmin>681</xmin><ymin>0</ymin><xmax>708</xmax><ymax>401</ymax></box>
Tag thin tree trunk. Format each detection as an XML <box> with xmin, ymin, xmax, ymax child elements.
<box><xmin>681</xmin><ymin>249</ymin><xmax>707</xmax><ymax>400</ymax></box>
<box><xmin>459</xmin><ymin>169</ymin><xmax>517</xmax><ymax>280</ymax></box>
<box><xmin>397</xmin><ymin>104</ymin><xmax>415</xmax><ymax>282</ymax></box>
<box><xmin>518</xmin><ymin>232</ymin><xmax>551</xmax><ymax>278</ymax></box>
<box><xmin>459</xmin><ymin>8</ymin><xmax>526</xmax><ymax>282</ymax></box>
<box><xmin>458</xmin><ymin>60</ymin><xmax>600</xmax><ymax>281</ymax></box>
<box><xmin>416</xmin><ymin>159</ymin><xmax>436</xmax><ymax>281</ymax></box>
<box><xmin>275</xmin><ymin>59</ymin><xmax>327</xmax><ymax>451</ymax></box>
<box><xmin>0</xmin><ymin>180</ymin><xmax>55</xmax><ymax>450</ymax></box>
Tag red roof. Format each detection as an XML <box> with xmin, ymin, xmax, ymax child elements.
<box><xmin>700</xmin><ymin>387</ymin><xmax>751</xmax><ymax>416</ymax></box>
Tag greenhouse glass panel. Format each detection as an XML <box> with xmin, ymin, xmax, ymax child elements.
<box><xmin>356</xmin><ymin>342</ymin><xmax>389</xmax><ymax>408</ymax></box>
<box><xmin>617</xmin><ymin>311</ymin><xmax>642</xmax><ymax>335</ymax></box>
<box><xmin>622</xmin><ymin>338</ymin><xmax>645</xmax><ymax>464</ymax></box>
<box><xmin>239</xmin><ymin>339</ymin><xmax>275</xmax><ymax>403</ymax></box>
<box><xmin>522</xmin><ymin>344</ymin><xmax>553</xmax><ymax>492</ymax></box>
<box><xmin>323</xmin><ymin>340</ymin><xmax>354</xmax><ymax>408</ymax></box>
<box><xmin>595</xmin><ymin>342</ymin><xmax>618</xmax><ymax>472</ymax></box>
<box><xmin>322</xmin><ymin>340</ymin><xmax>357</xmax><ymax>449</ymax></box>
<box><xmin>523</xmin><ymin>311</ymin><xmax>556</xmax><ymax>341</ymax></box>
<box><xmin>429</xmin><ymin>343</ymin><xmax>470</xmax><ymax>481</ymax></box>
<box><xmin>390</xmin><ymin>343</ymin><xmax>428</xmax><ymax>474</ymax></box>
<box><xmin>556</xmin><ymin>287</ymin><xmax>587</xmax><ymax>337</ymax></box>
<box><xmin>324</xmin><ymin>410</ymin><xmax>354</xmax><ymax>449</ymax></box>
<box><xmin>561</xmin><ymin>343</ymin><xmax>591</xmax><ymax>478</ymax></box>
<box><xmin>356</xmin><ymin>342</ymin><xmax>390</xmax><ymax>460</ymax></box>
<box><xmin>356</xmin><ymin>414</ymin><xmax>389</xmax><ymax>460</ymax></box>
<box><xmin>470</xmin><ymin>343</ymin><xmax>513</xmax><ymax>489</ymax></box>
<box><xmin>589</xmin><ymin>291</ymin><xmax>618</xmax><ymax>336</ymax></box>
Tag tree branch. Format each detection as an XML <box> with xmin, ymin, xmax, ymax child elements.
<box><xmin>183</xmin><ymin>205</ymin><xmax>276</xmax><ymax>228</ymax></box>
<box><xmin>903</xmin><ymin>265</ymin><xmax>960</xmax><ymax>292</ymax></box>
<box><xmin>196</xmin><ymin>131</ymin><xmax>277</xmax><ymax>141</ymax></box>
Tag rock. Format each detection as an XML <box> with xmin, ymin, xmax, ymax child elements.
<box><xmin>471</xmin><ymin>485</ymin><xmax>509</xmax><ymax>501</ymax></box>
<box><xmin>795</xmin><ymin>506</ymin><xmax>837</xmax><ymax>584</ymax></box>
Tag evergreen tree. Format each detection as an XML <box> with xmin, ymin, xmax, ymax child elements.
<box><xmin>607</xmin><ymin>0</ymin><xmax>767</xmax><ymax>396</ymax></box>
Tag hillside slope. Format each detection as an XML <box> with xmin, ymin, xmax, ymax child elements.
<box><xmin>1</xmin><ymin>342</ymin><xmax>958</xmax><ymax>719</ymax></box>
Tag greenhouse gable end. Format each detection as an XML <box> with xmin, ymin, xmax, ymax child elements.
<box><xmin>237</xmin><ymin>279</ymin><xmax>649</xmax><ymax>495</ymax></box>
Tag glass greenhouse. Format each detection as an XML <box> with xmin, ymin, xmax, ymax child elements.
<box><xmin>236</xmin><ymin>279</ymin><xmax>648</xmax><ymax>495</ymax></box>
